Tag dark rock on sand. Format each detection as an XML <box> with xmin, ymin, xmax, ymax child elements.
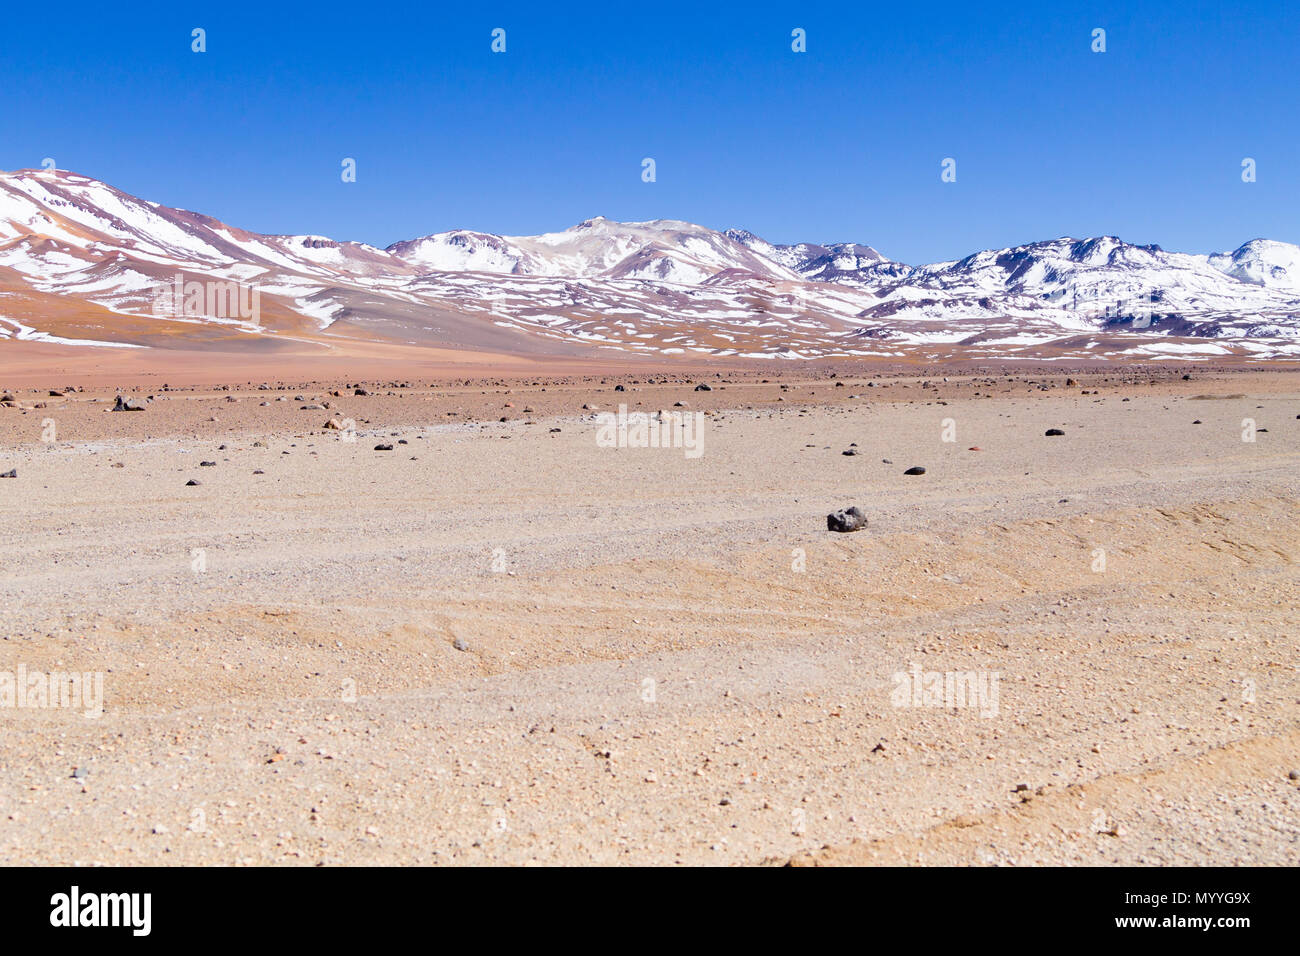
<box><xmin>827</xmin><ymin>506</ymin><xmax>867</xmax><ymax>533</ymax></box>
<box><xmin>1045</xmin><ymin>428</ymin><xmax>1065</xmax><ymax>436</ymax></box>
<box><xmin>0</xmin><ymin>469</ymin><xmax>15</xmax><ymax>478</ymax></box>
<box><xmin>903</xmin><ymin>466</ymin><xmax>926</xmax><ymax>475</ymax></box>
<box><xmin>374</xmin><ymin>443</ymin><xmax>394</xmax><ymax>451</ymax></box>
<box><xmin>112</xmin><ymin>395</ymin><xmax>146</xmax><ymax>412</ymax></box>
<box><xmin>185</xmin><ymin>479</ymin><xmax>201</xmax><ymax>486</ymax></box>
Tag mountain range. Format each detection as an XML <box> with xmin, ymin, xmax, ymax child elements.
<box><xmin>2</xmin><ymin>168</ymin><xmax>1299</xmax><ymax>361</ymax></box>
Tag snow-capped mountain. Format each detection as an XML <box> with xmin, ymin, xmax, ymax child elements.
<box><xmin>862</xmin><ymin>236</ymin><xmax>1300</xmax><ymax>339</ymax></box>
<box><xmin>724</xmin><ymin>230</ymin><xmax>907</xmax><ymax>286</ymax></box>
<box><xmin>1205</xmin><ymin>239</ymin><xmax>1300</xmax><ymax>293</ymax></box>
<box><xmin>390</xmin><ymin>217</ymin><xmax>800</xmax><ymax>283</ymax></box>
<box><xmin>1</xmin><ymin>167</ymin><xmax>1298</xmax><ymax>361</ymax></box>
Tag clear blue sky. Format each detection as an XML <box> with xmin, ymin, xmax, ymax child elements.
<box><xmin>3</xmin><ymin>1</ymin><xmax>1296</xmax><ymax>264</ymax></box>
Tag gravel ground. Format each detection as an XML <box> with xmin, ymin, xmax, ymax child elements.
<box><xmin>0</xmin><ymin>368</ymin><xmax>1296</xmax><ymax>865</ymax></box>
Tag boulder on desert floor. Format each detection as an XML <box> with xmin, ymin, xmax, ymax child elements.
<box><xmin>112</xmin><ymin>395</ymin><xmax>146</xmax><ymax>412</ymax></box>
<box><xmin>827</xmin><ymin>506</ymin><xmax>867</xmax><ymax>532</ymax></box>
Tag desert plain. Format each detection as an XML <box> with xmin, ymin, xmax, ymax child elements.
<box><xmin>0</xmin><ymin>346</ymin><xmax>1297</xmax><ymax>866</ymax></box>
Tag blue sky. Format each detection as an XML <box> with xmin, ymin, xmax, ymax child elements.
<box><xmin>3</xmin><ymin>1</ymin><xmax>1296</xmax><ymax>263</ymax></box>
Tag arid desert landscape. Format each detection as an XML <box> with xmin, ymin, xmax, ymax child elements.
<box><xmin>1</xmin><ymin>349</ymin><xmax>1296</xmax><ymax>865</ymax></box>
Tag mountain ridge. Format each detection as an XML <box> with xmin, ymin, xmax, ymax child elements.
<box><xmin>2</xmin><ymin>168</ymin><xmax>1298</xmax><ymax>361</ymax></box>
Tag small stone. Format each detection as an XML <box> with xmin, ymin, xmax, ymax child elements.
<box><xmin>1045</xmin><ymin>428</ymin><xmax>1065</xmax><ymax>436</ymax></box>
<box><xmin>0</xmin><ymin>469</ymin><xmax>15</xmax><ymax>478</ymax></box>
<box><xmin>694</xmin><ymin>383</ymin><xmax>712</xmax><ymax>391</ymax></box>
<box><xmin>112</xmin><ymin>394</ymin><xmax>146</xmax><ymax>412</ymax></box>
<box><xmin>71</xmin><ymin>767</ymin><xmax>89</xmax><ymax>779</ymax></box>
<box><xmin>452</xmin><ymin>637</ymin><xmax>469</xmax><ymax>651</ymax></box>
<box><xmin>373</xmin><ymin>443</ymin><xmax>394</xmax><ymax>451</ymax></box>
<box><xmin>903</xmin><ymin>466</ymin><xmax>926</xmax><ymax>475</ymax></box>
<box><xmin>200</xmin><ymin>460</ymin><xmax>216</xmax><ymax>467</ymax></box>
<box><xmin>185</xmin><ymin>479</ymin><xmax>201</xmax><ymax>486</ymax></box>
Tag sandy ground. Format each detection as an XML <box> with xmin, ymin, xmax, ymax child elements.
<box><xmin>0</xmin><ymin>365</ymin><xmax>1297</xmax><ymax>865</ymax></box>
